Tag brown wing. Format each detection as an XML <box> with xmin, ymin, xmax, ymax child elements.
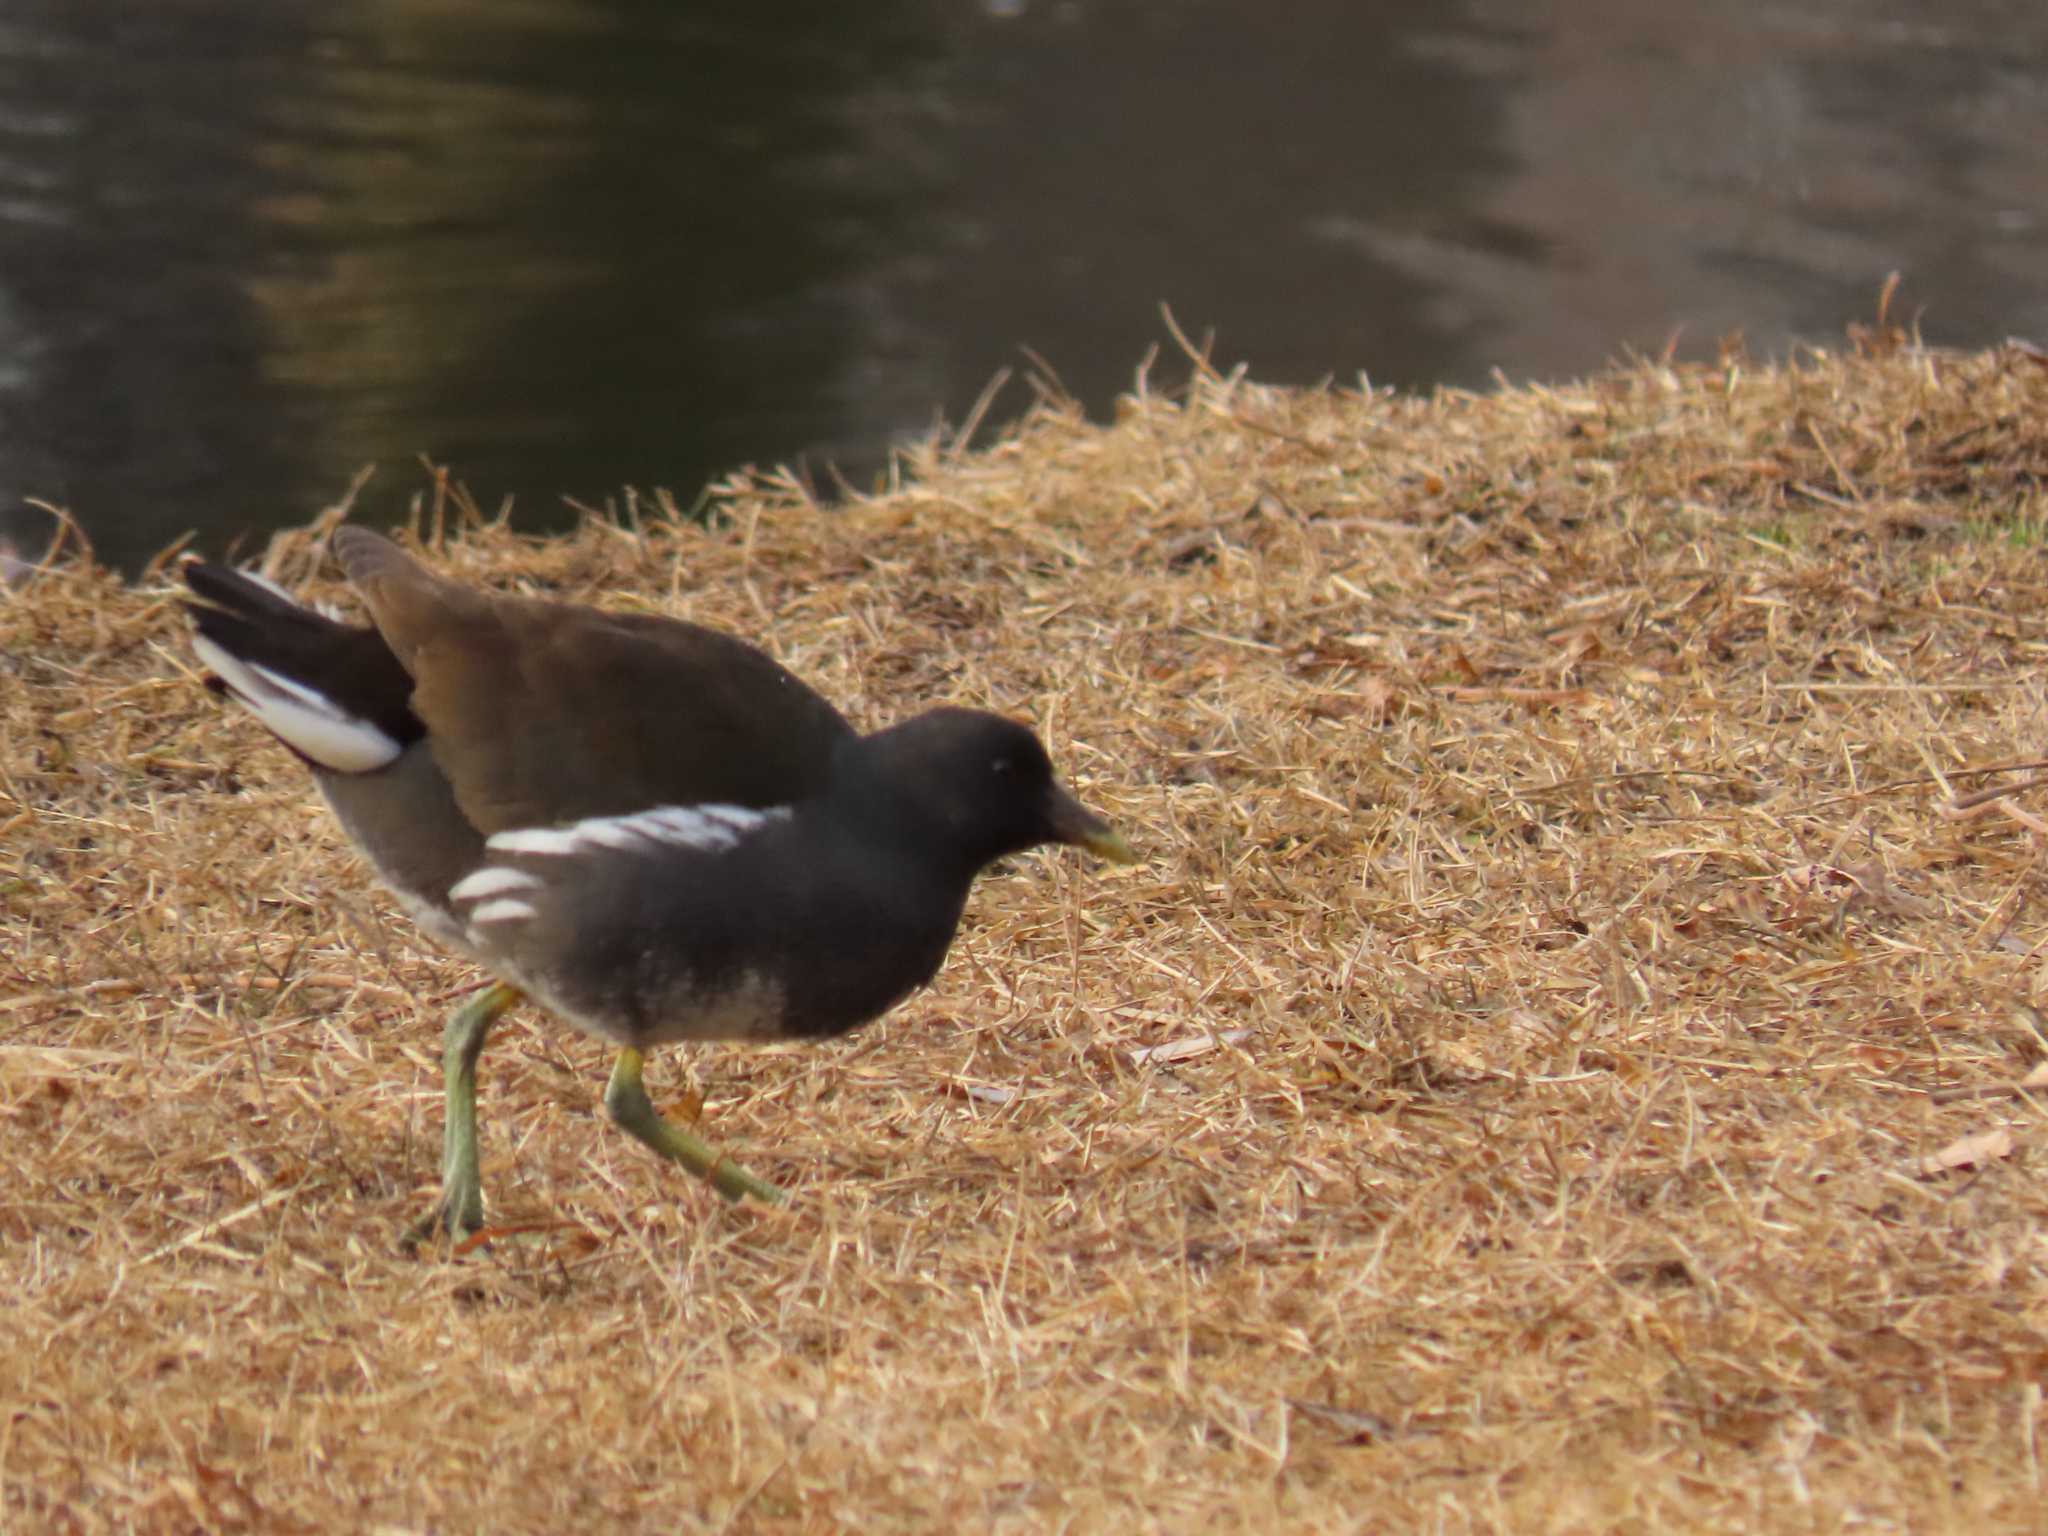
<box><xmin>331</xmin><ymin>527</ymin><xmax>852</xmax><ymax>833</ymax></box>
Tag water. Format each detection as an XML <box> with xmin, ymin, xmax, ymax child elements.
<box><xmin>3</xmin><ymin>0</ymin><xmax>2046</xmax><ymax>574</ymax></box>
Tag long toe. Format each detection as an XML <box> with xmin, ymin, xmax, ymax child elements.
<box><xmin>400</xmin><ymin>1184</ymin><xmax>486</xmax><ymax>1250</ymax></box>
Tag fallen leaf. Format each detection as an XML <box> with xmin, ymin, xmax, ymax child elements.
<box><xmin>951</xmin><ymin>1081</ymin><xmax>1018</xmax><ymax>1107</ymax></box>
<box><xmin>1287</xmin><ymin>1399</ymin><xmax>1395</xmax><ymax>1443</ymax></box>
<box><xmin>1358</xmin><ymin>674</ymin><xmax>1400</xmax><ymax>723</ymax></box>
<box><xmin>1128</xmin><ymin>1030</ymin><xmax>1252</xmax><ymax>1066</ymax></box>
<box><xmin>1552</xmin><ymin>625</ymin><xmax>1604</xmax><ymax>666</ymax></box>
<box><xmin>1918</xmin><ymin>1127</ymin><xmax>2014</xmax><ymax>1176</ymax></box>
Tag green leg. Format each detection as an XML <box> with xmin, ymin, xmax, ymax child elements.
<box><xmin>405</xmin><ymin>982</ymin><xmax>521</xmax><ymax>1245</ymax></box>
<box><xmin>603</xmin><ymin>1047</ymin><xmax>786</xmax><ymax>1205</ymax></box>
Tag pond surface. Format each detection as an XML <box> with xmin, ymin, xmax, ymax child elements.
<box><xmin>4</xmin><ymin>0</ymin><xmax>2046</xmax><ymax>571</ymax></box>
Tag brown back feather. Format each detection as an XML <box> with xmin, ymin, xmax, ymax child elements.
<box><xmin>330</xmin><ymin>528</ymin><xmax>852</xmax><ymax>833</ymax></box>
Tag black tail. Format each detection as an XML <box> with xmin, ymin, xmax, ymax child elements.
<box><xmin>183</xmin><ymin>562</ymin><xmax>423</xmax><ymax>748</ymax></box>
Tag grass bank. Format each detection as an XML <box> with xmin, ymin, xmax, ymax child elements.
<box><xmin>5</xmin><ymin>330</ymin><xmax>2048</xmax><ymax>1530</ymax></box>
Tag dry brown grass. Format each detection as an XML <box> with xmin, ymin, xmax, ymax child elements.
<box><xmin>7</xmin><ymin>331</ymin><xmax>2048</xmax><ymax>1532</ymax></box>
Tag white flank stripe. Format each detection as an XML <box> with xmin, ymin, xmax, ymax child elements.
<box><xmin>485</xmin><ymin>826</ymin><xmax>584</xmax><ymax>857</ymax></box>
<box><xmin>468</xmin><ymin>898</ymin><xmax>537</xmax><ymax>926</ymax></box>
<box><xmin>618</xmin><ymin>803</ymin><xmax>789</xmax><ymax>852</ymax></box>
<box><xmin>193</xmin><ymin>634</ymin><xmax>401</xmax><ymax>774</ymax></box>
<box><xmin>486</xmin><ymin>803</ymin><xmax>790</xmax><ymax>860</ymax></box>
<box><xmin>448</xmin><ymin>866</ymin><xmax>543</xmax><ymax>903</ymax></box>
<box><xmin>581</xmin><ymin>819</ymin><xmax>659</xmax><ymax>852</ymax></box>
